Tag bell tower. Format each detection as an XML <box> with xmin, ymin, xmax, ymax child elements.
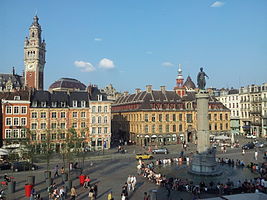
<box><xmin>24</xmin><ymin>15</ymin><xmax>46</xmax><ymax>90</ymax></box>
<box><xmin>174</xmin><ymin>64</ymin><xmax>186</xmax><ymax>97</ymax></box>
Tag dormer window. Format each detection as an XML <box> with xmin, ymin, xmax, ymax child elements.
<box><xmin>98</xmin><ymin>95</ymin><xmax>102</xmax><ymax>101</ymax></box>
<box><xmin>52</xmin><ymin>102</ymin><xmax>57</xmax><ymax>108</ymax></box>
<box><xmin>61</xmin><ymin>102</ymin><xmax>66</xmax><ymax>107</ymax></box>
<box><xmin>41</xmin><ymin>102</ymin><xmax>46</xmax><ymax>107</ymax></box>
<box><xmin>73</xmin><ymin>100</ymin><xmax>77</xmax><ymax>107</ymax></box>
<box><xmin>14</xmin><ymin>96</ymin><xmax>20</xmax><ymax>100</ymax></box>
<box><xmin>81</xmin><ymin>101</ymin><xmax>86</xmax><ymax>108</ymax></box>
<box><xmin>32</xmin><ymin>101</ymin><xmax>37</xmax><ymax>107</ymax></box>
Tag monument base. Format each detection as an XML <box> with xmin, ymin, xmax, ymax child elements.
<box><xmin>189</xmin><ymin>148</ymin><xmax>222</xmax><ymax>176</ymax></box>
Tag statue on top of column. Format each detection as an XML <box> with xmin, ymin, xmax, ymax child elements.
<box><xmin>197</xmin><ymin>67</ymin><xmax>209</xmax><ymax>90</ymax></box>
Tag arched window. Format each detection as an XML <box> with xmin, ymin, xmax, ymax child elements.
<box><xmin>92</xmin><ymin>116</ymin><xmax>96</xmax><ymax>123</ymax></box>
<box><xmin>104</xmin><ymin>116</ymin><xmax>107</xmax><ymax>123</ymax></box>
<box><xmin>98</xmin><ymin>116</ymin><xmax>101</xmax><ymax>123</ymax></box>
<box><xmin>32</xmin><ymin>32</ymin><xmax>35</xmax><ymax>37</ymax></box>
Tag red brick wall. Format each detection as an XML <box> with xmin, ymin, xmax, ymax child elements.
<box><xmin>26</xmin><ymin>71</ymin><xmax>36</xmax><ymax>89</ymax></box>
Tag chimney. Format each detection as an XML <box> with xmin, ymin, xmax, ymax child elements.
<box><xmin>135</xmin><ymin>88</ymin><xmax>141</xmax><ymax>94</ymax></box>
<box><xmin>124</xmin><ymin>91</ymin><xmax>129</xmax><ymax>96</ymax></box>
<box><xmin>160</xmin><ymin>86</ymin><xmax>166</xmax><ymax>93</ymax></box>
<box><xmin>146</xmin><ymin>85</ymin><xmax>152</xmax><ymax>93</ymax></box>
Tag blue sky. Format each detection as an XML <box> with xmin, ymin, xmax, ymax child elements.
<box><xmin>0</xmin><ymin>0</ymin><xmax>267</xmax><ymax>93</ymax></box>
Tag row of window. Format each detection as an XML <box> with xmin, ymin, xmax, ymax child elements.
<box><xmin>5</xmin><ymin>129</ymin><xmax>26</xmax><ymax>139</ymax></box>
<box><xmin>5</xmin><ymin>117</ymin><xmax>27</xmax><ymax>126</ymax></box>
<box><xmin>92</xmin><ymin>106</ymin><xmax>108</xmax><ymax>113</ymax></box>
<box><xmin>31</xmin><ymin>111</ymin><xmax>87</xmax><ymax>119</ymax></box>
<box><xmin>6</xmin><ymin>106</ymin><xmax>27</xmax><ymax>114</ymax></box>
<box><xmin>142</xmin><ymin>123</ymin><xmax>229</xmax><ymax>133</ymax></box>
<box><xmin>92</xmin><ymin>127</ymin><xmax>109</xmax><ymax>134</ymax></box>
<box><xmin>208</xmin><ymin>113</ymin><xmax>229</xmax><ymax>121</ymax></box>
<box><xmin>92</xmin><ymin>116</ymin><xmax>109</xmax><ymax>124</ymax></box>
<box><xmin>31</xmin><ymin>122</ymin><xmax>88</xmax><ymax>130</ymax></box>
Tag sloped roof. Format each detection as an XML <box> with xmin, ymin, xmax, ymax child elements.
<box><xmin>183</xmin><ymin>76</ymin><xmax>196</xmax><ymax>89</ymax></box>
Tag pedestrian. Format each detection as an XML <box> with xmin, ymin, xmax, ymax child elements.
<box><xmin>60</xmin><ymin>167</ymin><xmax>65</xmax><ymax>175</ymax></box>
<box><xmin>255</xmin><ymin>150</ymin><xmax>258</xmax><ymax>160</ymax></box>
<box><xmin>59</xmin><ymin>186</ymin><xmax>65</xmax><ymax>200</ymax></box>
<box><xmin>70</xmin><ymin>186</ymin><xmax>77</xmax><ymax>200</ymax></box>
<box><xmin>30</xmin><ymin>187</ymin><xmax>36</xmax><ymax>200</ymax></box>
<box><xmin>54</xmin><ymin>165</ymin><xmax>59</xmax><ymax>178</ymax></box>
<box><xmin>107</xmin><ymin>191</ymin><xmax>113</xmax><ymax>200</ymax></box>
<box><xmin>131</xmin><ymin>176</ymin><xmax>137</xmax><ymax>191</ymax></box>
<box><xmin>242</xmin><ymin>149</ymin><xmax>245</xmax><ymax>156</ymax></box>
<box><xmin>127</xmin><ymin>176</ymin><xmax>132</xmax><ymax>192</ymax></box>
<box><xmin>144</xmin><ymin>192</ymin><xmax>150</xmax><ymax>200</ymax></box>
<box><xmin>93</xmin><ymin>183</ymin><xmax>98</xmax><ymax>198</ymax></box>
<box><xmin>88</xmin><ymin>187</ymin><xmax>95</xmax><ymax>200</ymax></box>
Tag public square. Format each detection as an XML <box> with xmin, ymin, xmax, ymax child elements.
<box><xmin>1</xmin><ymin>136</ymin><xmax>266</xmax><ymax>200</ymax></box>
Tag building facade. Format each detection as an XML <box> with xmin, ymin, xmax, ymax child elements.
<box><xmin>217</xmin><ymin>89</ymin><xmax>241</xmax><ymax>135</ymax></box>
<box><xmin>0</xmin><ymin>91</ymin><xmax>30</xmax><ymax>146</ymax></box>
<box><xmin>112</xmin><ymin>85</ymin><xmax>230</xmax><ymax>147</ymax></box>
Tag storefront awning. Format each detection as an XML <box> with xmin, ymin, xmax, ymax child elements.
<box><xmin>151</xmin><ymin>135</ymin><xmax>157</xmax><ymax>138</ymax></box>
<box><xmin>145</xmin><ymin>135</ymin><xmax>150</xmax><ymax>138</ymax></box>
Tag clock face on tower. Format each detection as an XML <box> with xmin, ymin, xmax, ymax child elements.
<box><xmin>28</xmin><ymin>64</ymin><xmax>33</xmax><ymax>70</ymax></box>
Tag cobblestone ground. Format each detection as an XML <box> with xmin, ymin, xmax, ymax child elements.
<box><xmin>1</xmin><ymin>136</ymin><xmax>266</xmax><ymax>200</ymax></box>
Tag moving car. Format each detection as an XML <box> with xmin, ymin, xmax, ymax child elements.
<box><xmin>136</xmin><ymin>153</ymin><xmax>153</xmax><ymax>160</ymax></box>
<box><xmin>12</xmin><ymin>161</ymin><xmax>38</xmax><ymax>172</ymax></box>
<box><xmin>246</xmin><ymin>135</ymin><xmax>256</xmax><ymax>139</ymax></box>
<box><xmin>152</xmin><ymin>148</ymin><xmax>168</xmax><ymax>154</ymax></box>
<box><xmin>242</xmin><ymin>142</ymin><xmax>255</xmax><ymax>150</ymax></box>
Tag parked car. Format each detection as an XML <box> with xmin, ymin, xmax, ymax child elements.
<box><xmin>12</xmin><ymin>161</ymin><xmax>38</xmax><ymax>172</ymax></box>
<box><xmin>0</xmin><ymin>162</ymin><xmax>12</xmax><ymax>170</ymax></box>
<box><xmin>255</xmin><ymin>142</ymin><xmax>265</xmax><ymax>148</ymax></box>
<box><xmin>246</xmin><ymin>135</ymin><xmax>256</xmax><ymax>139</ymax></box>
<box><xmin>152</xmin><ymin>148</ymin><xmax>168</xmax><ymax>154</ymax></box>
<box><xmin>136</xmin><ymin>153</ymin><xmax>153</xmax><ymax>160</ymax></box>
<box><xmin>242</xmin><ymin>142</ymin><xmax>255</xmax><ymax>150</ymax></box>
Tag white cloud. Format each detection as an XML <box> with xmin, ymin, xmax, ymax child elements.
<box><xmin>74</xmin><ymin>61</ymin><xmax>96</xmax><ymax>72</ymax></box>
<box><xmin>210</xmin><ymin>1</ymin><xmax>225</xmax><ymax>7</ymax></box>
<box><xmin>99</xmin><ymin>58</ymin><xmax>115</xmax><ymax>69</ymax></box>
<box><xmin>94</xmin><ymin>38</ymin><xmax>103</xmax><ymax>42</ymax></box>
<box><xmin>162</xmin><ymin>62</ymin><xmax>174</xmax><ymax>67</ymax></box>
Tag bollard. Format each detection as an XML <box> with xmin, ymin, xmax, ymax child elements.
<box><xmin>27</xmin><ymin>176</ymin><xmax>35</xmax><ymax>185</ymax></box>
<box><xmin>44</xmin><ymin>171</ymin><xmax>51</xmax><ymax>179</ymax></box>
<box><xmin>65</xmin><ymin>180</ymin><xmax>72</xmax><ymax>191</ymax></box>
<box><xmin>8</xmin><ymin>181</ymin><xmax>16</xmax><ymax>194</ymax></box>
<box><xmin>46</xmin><ymin>177</ymin><xmax>53</xmax><ymax>187</ymax></box>
<box><xmin>62</xmin><ymin>173</ymin><xmax>68</xmax><ymax>182</ymax></box>
<box><xmin>150</xmin><ymin>189</ymin><xmax>157</xmax><ymax>200</ymax></box>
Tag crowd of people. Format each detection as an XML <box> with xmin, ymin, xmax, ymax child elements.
<box><xmin>136</xmin><ymin>156</ymin><xmax>267</xmax><ymax>198</ymax></box>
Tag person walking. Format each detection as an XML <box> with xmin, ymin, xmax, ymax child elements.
<box><xmin>131</xmin><ymin>176</ymin><xmax>137</xmax><ymax>191</ymax></box>
<box><xmin>255</xmin><ymin>150</ymin><xmax>258</xmax><ymax>161</ymax></box>
<box><xmin>242</xmin><ymin>149</ymin><xmax>245</xmax><ymax>156</ymax></box>
<box><xmin>54</xmin><ymin>165</ymin><xmax>59</xmax><ymax>178</ymax></box>
<box><xmin>93</xmin><ymin>183</ymin><xmax>98</xmax><ymax>198</ymax></box>
<box><xmin>143</xmin><ymin>192</ymin><xmax>150</xmax><ymax>200</ymax></box>
<box><xmin>107</xmin><ymin>191</ymin><xmax>113</xmax><ymax>200</ymax></box>
<box><xmin>70</xmin><ymin>186</ymin><xmax>77</xmax><ymax>200</ymax></box>
<box><xmin>59</xmin><ymin>186</ymin><xmax>66</xmax><ymax>200</ymax></box>
<box><xmin>88</xmin><ymin>187</ymin><xmax>95</xmax><ymax>200</ymax></box>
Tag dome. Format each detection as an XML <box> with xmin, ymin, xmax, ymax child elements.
<box><xmin>49</xmin><ymin>78</ymin><xmax>86</xmax><ymax>92</ymax></box>
<box><xmin>183</xmin><ymin>76</ymin><xmax>196</xmax><ymax>90</ymax></box>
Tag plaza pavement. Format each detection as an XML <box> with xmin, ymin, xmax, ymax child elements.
<box><xmin>1</xmin><ymin>136</ymin><xmax>266</xmax><ymax>200</ymax></box>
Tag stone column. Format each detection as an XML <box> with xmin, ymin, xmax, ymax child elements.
<box><xmin>196</xmin><ymin>92</ymin><xmax>210</xmax><ymax>153</ymax></box>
